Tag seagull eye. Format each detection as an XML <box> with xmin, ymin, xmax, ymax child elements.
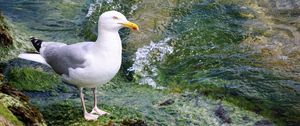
<box><xmin>112</xmin><ymin>16</ymin><xmax>119</xmax><ymax>20</ymax></box>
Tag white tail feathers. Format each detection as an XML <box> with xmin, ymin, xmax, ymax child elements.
<box><xmin>18</xmin><ymin>53</ymin><xmax>50</xmax><ymax>66</ymax></box>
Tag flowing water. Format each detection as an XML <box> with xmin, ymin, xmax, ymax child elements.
<box><xmin>1</xmin><ymin>0</ymin><xmax>300</xmax><ymax>125</ymax></box>
<box><xmin>129</xmin><ymin>0</ymin><xmax>300</xmax><ymax>125</ymax></box>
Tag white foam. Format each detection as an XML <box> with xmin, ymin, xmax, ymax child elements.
<box><xmin>86</xmin><ymin>0</ymin><xmax>102</xmax><ymax>17</ymax></box>
<box><xmin>128</xmin><ymin>37</ymin><xmax>173</xmax><ymax>88</ymax></box>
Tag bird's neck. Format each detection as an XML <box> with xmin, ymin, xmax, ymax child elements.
<box><xmin>93</xmin><ymin>28</ymin><xmax>122</xmax><ymax>55</ymax></box>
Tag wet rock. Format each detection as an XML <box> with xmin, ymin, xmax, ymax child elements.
<box><xmin>254</xmin><ymin>120</ymin><xmax>275</xmax><ymax>126</ymax></box>
<box><xmin>0</xmin><ymin>62</ymin><xmax>4</xmax><ymax>72</ymax></box>
<box><xmin>0</xmin><ymin>13</ymin><xmax>13</xmax><ymax>46</ymax></box>
<box><xmin>0</xmin><ymin>73</ymin><xmax>3</xmax><ymax>81</ymax></box>
<box><xmin>121</xmin><ymin>119</ymin><xmax>147</xmax><ymax>126</ymax></box>
<box><xmin>214</xmin><ymin>105</ymin><xmax>232</xmax><ymax>124</ymax></box>
<box><xmin>8</xmin><ymin>105</ymin><xmax>43</xmax><ymax>126</ymax></box>
<box><xmin>0</xmin><ymin>84</ymin><xmax>29</xmax><ymax>102</ymax></box>
<box><xmin>159</xmin><ymin>99</ymin><xmax>175</xmax><ymax>106</ymax></box>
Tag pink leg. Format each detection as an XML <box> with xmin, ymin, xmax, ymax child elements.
<box><xmin>80</xmin><ymin>87</ymin><xmax>99</xmax><ymax>120</ymax></box>
<box><xmin>91</xmin><ymin>87</ymin><xmax>109</xmax><ymax>115</ymax></box>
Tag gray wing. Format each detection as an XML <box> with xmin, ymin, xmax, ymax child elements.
<box><xmin>41</xmin><ymin>42</ymin><xmax>94</xmax><ymax>76</ymax></box>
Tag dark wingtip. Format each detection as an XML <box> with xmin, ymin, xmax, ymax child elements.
<box><xmin>30</xmin><ymin>36</ymin><xmax>43</xmax><ymax>52</ymax></box>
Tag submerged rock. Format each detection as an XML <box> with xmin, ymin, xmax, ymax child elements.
<box><xmin>121</xmin><ymin>119</ymin><xmax>147</xmax><ymax>126</ymax></box>
<box><xmin>214</xmin><ymin>105</ymin><xmax>232</xmax><ymax>124</ymax></box>
<box><xmin>254</xmin><ymin>119</ymin><xmax>275</xmax><ymax>126</ymax></box>
<box><xmin>159</xmin><ymin>99</ymin><xmax>175</xmax><ymax>106</ymax></box>
<box><xmin>0</xmin><ymin>63</ymin><xmax>4</xmax><ymax>82</ymax></box>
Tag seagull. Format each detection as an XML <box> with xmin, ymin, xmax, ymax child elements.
<box><xmin>18</xmin><ymin>11</ymin><xmax>139</xmax><ymax>121</ymax></box>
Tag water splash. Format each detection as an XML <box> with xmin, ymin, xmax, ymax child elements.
<box><xmin>85</xmin><ymin>0</ymin><xmax>120</xmax><ymax>17</ymax></box>
<box><xmin>86</xmin><ymin>0</ymin><xmax>102</xmax><ymax>17</ymax></box>
<box><xmin>128</xmin><ymin>37</ymin><xmax>173</xmax><ymax>88</ymax></box>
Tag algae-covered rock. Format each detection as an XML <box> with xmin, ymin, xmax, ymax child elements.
<box><xmin>0</xmin><ymin>62</ymin><xmax>5</xmax><ymax>82</ymax></box>
<box><xmin>0</xmin><ymin>0</ymin><xmax>295</xmax><ymax>125</ymax></box>
<box><xmin>0</xmin><ymin>103</ymin><xmax>23</xmax><ymax>126</ymax></box>
<box><xmin>40</xmin><ymin>100</ymin><xmax>144</xmax><ymax>126</ymax></box>
<box><xmin>0</xmin><ymin>84</ymin><xmax>29</xmax><ymax>102</ymax></box>
<box><xmin>7</xmin><ymin>67</ymin><xmax>60</xmax><ymax>92</ymax></box>
<box><xmin>0</xmin><ymin>12</ymin><xmax>32</xmax><ymax>61</ymax></box>
<box><xmin>125</xmin><ymin>1</ymin><xmax>300</xmax><ymax>125</ymax></box>
<box><xmin>254</xmin><ymin>120</ymin><xmax>275</xmax><ymax>126</ymax></box>
<box><xmin>1</xmin><ymin>60</ymin><xmax>46</xmax><ymax>126</ymax></box>
<box><xmin>25</xmin><ymin>78</ymin><xmax>267</xmax><ymax>126</ymax></box>
<box><xmin>0</xmin><ymin>13</ymin><xmax>13</xmax><ymax>46</ymax></box>
<box><xmin>0</xmin><ymin>84</ymin><xmax>46</xmax><ymax>126</ymax></box>
<box><xmin>214</xmin><ymin>105</ymin><xmax>232</xmax><ymax>124</ymax></box>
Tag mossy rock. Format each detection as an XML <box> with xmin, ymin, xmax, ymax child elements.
<box><xmin>0</xmin><ymin>13</ymin><xmax>13</xmax><ymax>46</ymax></box>
<box><xmin>40</xmin><ymin>100</ymin><xmax>144</xmax><ymax>126</ymax></box>
<box><xmin>0</xmin><ymin>103</ymin><xmax>23</xmax><ymax>126</ymax></box>
<box><xmin>0</xmin><ymin>13</ymin><xmax>32</xmax><ymax>61</ymax></box>
<box><xmin>7</xmin><ymin>67</ymin><xmax>60</xmax><ymax>92</ymax></box>
<box><xmin>0</xmin><ymin>84</ymin><xmax>46</xmax><ymax>126</ymax></box>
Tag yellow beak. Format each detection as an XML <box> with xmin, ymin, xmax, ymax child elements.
<box><xmin>121</xmin><ymin>21</ymin><xmax>139</xmax><ymax>31</ymax></box>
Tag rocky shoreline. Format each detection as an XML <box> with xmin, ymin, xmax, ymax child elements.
<box><xmin>0</xmin><ymin>0</ymin><xmax>292</xmax><ymax>125</ymax></box>
<box><xmin>0</xmin><ymin>13</ymin><xmax>45</xmax><ymax>126</ymax></box>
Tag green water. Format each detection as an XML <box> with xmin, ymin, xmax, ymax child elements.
<box><xmin>129</xmin><ymin>0</ymin><xmax>300</xmax><ymax>125</ymax></box>
<box><xmin>0</xmin><ymin>0</ymin><xmax>300</xmax><ymax>125</ymax></box>
<box><xmin>0</xmin><ymin>0</ymin><xmax>88</xmax><ymax>42</ymax></box>
<box><xmin>159</xmin><ymin>1</ymin><xmax>300</xmax><ymax>125</ymax></box>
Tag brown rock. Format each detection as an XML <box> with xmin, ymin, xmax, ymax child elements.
<box><xmin>0</xmin><ymin>84</ymin><xmax>29</xmax><ymax>102</ymax></box>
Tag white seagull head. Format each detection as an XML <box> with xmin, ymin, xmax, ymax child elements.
<box><xmin>99</xmin><ymin>11</ymin><xmax>139</xmax><ymax>31</ymax></box>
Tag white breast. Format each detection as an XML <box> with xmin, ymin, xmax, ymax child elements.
<box><xmin>62</xmin><ymin>48</ymin><xmax>122</xmax><ymax>88</ymax></box>
<box><xmin>62</xmin><ymin>29</ymin><xmax>123</xmax><ymax>88</ymax></box>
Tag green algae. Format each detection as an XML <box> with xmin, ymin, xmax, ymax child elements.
<box><xmin>0</xmin><ymin>16</ymin><xmax>34</xmax><ymax>61</ymax></box>
<box><xmin>7</xmin><ymin>67</ymin><xmax>60</xmax><ymax>92</ymax></box>
<box><xmin>34</xmin><ymin>83</ymin><xmax>263</xmax><ymax>125</ymax></box>
<box><xmin>40</xmin><ymin>100</ymin><xmax>144</xmax><ymax>126</ymax></box>
<box><xmin>97</xmin><ymin>82</ymin><xmax>265</xmax><ymax>125</ymax></box>
<box><xmin>0</xmin><ymin>102</ymin><xmax>23</xmax><ymax>126</ymax></box>
<box><xmin>0</xmin><ymin>92</ymin><xmax>46</xmax><ymax>126</ymax></box>
<box><xmin>3</xmin><ymin>70</ymin><xmax>265</xmax><ymax>125</ymax></box>
<box><xmin>240</xmin><ymin>0</ymin><xmax>300</xmax><ymax>83</ymax></box>
<box><xmin>0</xmin><ymin>13</ymin><xmax>13</xmax><ymax>46</ymax></box>
<box><xmin>28</xmin><ymin>74</ymin><xmax>265</xmax><ymax>126</ymax></box>
<box><xmin>0</xmin><ymin>0</ymin><xmax>299</xmax><ymax>125</ymax></box>
<box><xmin>137</xmin><ymin>1</ymin><xmax>300</xmax><ymax>125</ymax></box>
<box><xmin>0</xmin><ymin>13</ymin><xmax>24</xmax><ymax>61</ymax></box>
